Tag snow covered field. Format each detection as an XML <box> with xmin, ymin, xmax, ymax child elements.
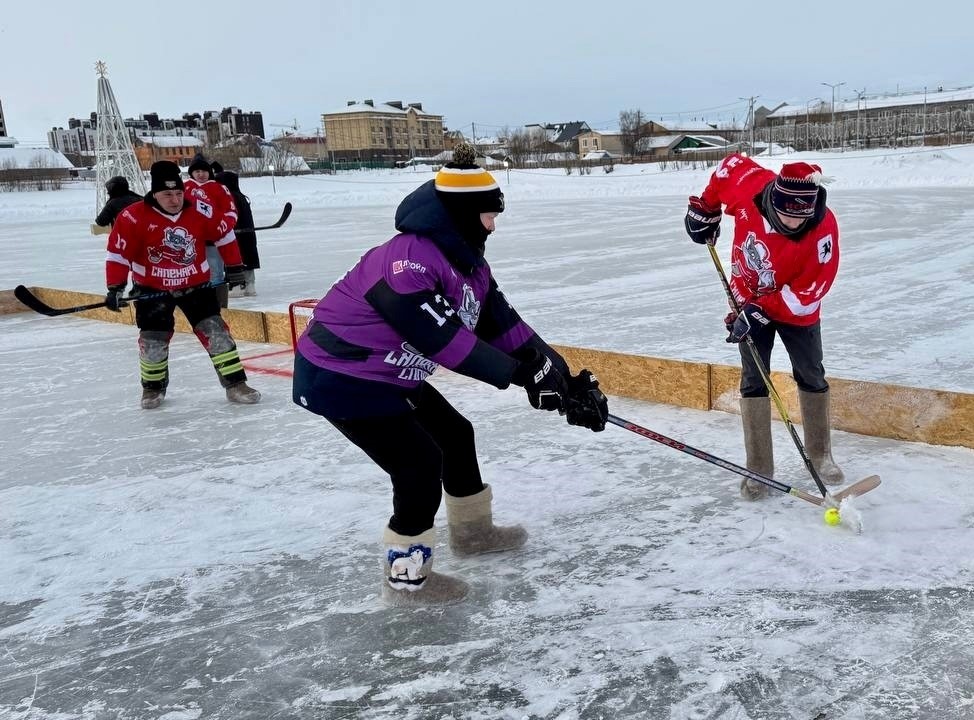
<box><xmin>1</xmin><ymin>146</ymin><xmax>973</xmax><ymax>719</ymax></box>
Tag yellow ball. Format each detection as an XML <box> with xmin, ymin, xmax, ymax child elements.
<box><xmin>823</xmin><ymin>507</ymin><xmax>841</xmax><ymax>526</ymax></box>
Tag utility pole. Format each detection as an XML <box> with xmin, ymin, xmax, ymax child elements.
<box><xmin>854</xmin><ymin>88</ymin><xmax>866</xmax><ymax>150</ymax></box>
<box><xmin>739</xmin><ymin>95</ymin><xmax>757</xmax><ymax>154</ymax></box>
<box><xmin>821</xmin><ymin>81</ymin><xmax>845</xmax><ymax>150</ymax></box>
<box><xmin>922</xmin><ymin>86</ymin><xmax>928</xmax><ymax>146</ymax></box>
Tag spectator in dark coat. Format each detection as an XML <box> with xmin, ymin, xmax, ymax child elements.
<box><xmin>215</xmin><ymin>171</ymin><xmax>260</xmax><ymax>297</ymax></box>
<box><xmin>93</xmin><ymin>176</ymin><xmax>142</xmax><ymax>234</ymax></box>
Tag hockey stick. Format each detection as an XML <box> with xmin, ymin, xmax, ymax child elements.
<box><xmin>239</xmin><ymin>202</ymin><xmax>292</xmax><ymax>232</ymax></box>
<box><xmin>705</xmin><ymin>241</ymin><xmax>832</xmax><ymax>500</ymax></box>
<box><xmin>607</xmin><ymin>414</ymin><xmax>880</xmax><ymax>508</ymax></box>
<box><xmin>17</xmin><ymin>285</ymin><xmax>169</xmax><ymax>317</ymax></box>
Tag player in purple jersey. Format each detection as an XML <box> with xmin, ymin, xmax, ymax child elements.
<box><xmin>293</xmin><ymin>144</ymin><xmax>609</xmax><ymax>606</ymax></box>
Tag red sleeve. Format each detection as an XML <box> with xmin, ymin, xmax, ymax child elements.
<box><xmin>188</xmin><ymin>197</ymin><xmax>243</xmax><ymax>266</ymax></box>
<box><xmin>700</xmin><ymin>153</ymin><xmax>776</xmax><ymax>215</ymax></box>
<box><xmin>105</xmin><ymin>204</ymin><xmax>140</xmax><ymax>287</ymax></box>
<box><xmin>217</xmin><ymin>184</ymin><xmax>238</xmax><ymax>228</ymax></box>
<box><xmin>757</xmin><ymin>213</ymin><xmax>840</xmax><ymax>322</ymax></box>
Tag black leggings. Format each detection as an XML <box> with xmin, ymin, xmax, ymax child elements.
<box><xmin>329</xmin><ymin>382</ymin><xmax>484</xmax><ymax>536</ymax></box>
<box><xmin>739</xmin><ymin>318</ymin><xmax>829</xmax><ymax>397</ymax></box>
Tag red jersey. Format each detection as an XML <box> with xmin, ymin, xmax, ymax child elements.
<box><xmin>183</xmin><ymin>178</ymin><xmax>238</xmax><ymax>236</ymax></box>
<box><xmin>699</xmin><ymin>153</ymin><xmax>839</xmax><ymax>326</ymax></box>
<box><xmin>106</xmin><ymin>198</ymin><xmax>243</xmax><ymax>291</ymax></box>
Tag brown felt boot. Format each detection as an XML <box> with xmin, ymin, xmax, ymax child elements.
<box><xmin>380</xmin><ymin>527</ymin><xmax>469</xmax><ymax>606</ymax></box>
<box><xmin>740</xmin><ymin>397</ymin><xmax>773</xmax><ymax>500</ymax></box>
<box><xmin>445</xmin><ymin>484</ymin><xmax>528</xmax><ymax>556</ymax></box>
<box><xmin>226</xmin><ymin>381</ymin><xmax>261</xmax><ymax>404</ymax></box>
<box><xmin>141</xmin><ymin>388</ymin><xmax>166</xmax><ymax>410</ymax></box>
<box><xmin>798</xmin><ymin>389</ymin><xmax>845</xmax><ymax>485</ymax></box>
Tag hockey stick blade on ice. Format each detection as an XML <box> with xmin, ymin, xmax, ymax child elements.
<box><xmin>607</xmin><ymin>414</ymin><xmax>880</xmax><ymax>508</ymax></box>
<box><xmin>14</xmin><ymin>285</ymin><xmax>166</xmax><ymax>317</ymax></box>
<box><xmin>240</xmin><ymin>202</ymin><xmax>292</xmax><ymax>232</ymax></box>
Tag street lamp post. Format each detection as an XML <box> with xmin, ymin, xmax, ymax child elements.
<box><xmin>821</xmin><ymin>81</ymin><xmax>846</xmax><ymax>150</ymax></box>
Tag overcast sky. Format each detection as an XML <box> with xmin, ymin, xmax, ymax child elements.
<box><xmin>2</xmin><ymin>0</ymin><xmax>970</xmax><ymax>143</ymax></box>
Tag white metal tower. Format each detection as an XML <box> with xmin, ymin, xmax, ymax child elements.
<box><xmin>94</xmin><ymin>61</ymin><xmax>145</xmax><ymax>221</ymax></box>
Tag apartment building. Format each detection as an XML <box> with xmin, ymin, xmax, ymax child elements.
<box><xmin>323</xmin><ymin>100</ymin><xmax>444</xmax><ymax>163</ymax></box>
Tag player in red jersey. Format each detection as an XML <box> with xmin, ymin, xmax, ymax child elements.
<box><xmin>106</xmin><ymin>160</ymin><xmax>259</xmax><ymax>409</ymax></box>
<box><xmin>184</xmin><ymin>153</ymin><xmax>239</xmax><ymax>307</ymax></box>
<box><xmin>685</xmin><ymin>154</ymin><xmax>844</xmax><ymax>499</ymax></box>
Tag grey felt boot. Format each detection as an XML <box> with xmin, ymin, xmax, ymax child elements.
<box><xmin>445</xmin><ymin>484</ymin><xmax>528</xmax><ymax>556</ymax></box>
<box><xmin>798</xmin><ymin>389</ymin><xmax>845</xmax><ymax>485</ymax></box>
<box><xmin>740</xmin><ymin>396</ymin><xmax>773</xmax><ymax>500</ymax></box>
<box><xmin>380</xmin><ymin>527</ymin><xmax>469</xmax><ymax>606</ymax></box>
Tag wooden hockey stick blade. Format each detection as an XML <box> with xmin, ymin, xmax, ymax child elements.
<box><xmin>834</xmin><ymin>474</ymin><xmax>881</xmax><ymax>502</ymax></box>
<box><xmin>797</xmin><ymin>475</ymin><xmax>882</xmax><ymax>507</ymax></box>
<box><xmin>247</xmin><ymin>202</ymin><xmax>292</xmax><ymax>232</ymax></box>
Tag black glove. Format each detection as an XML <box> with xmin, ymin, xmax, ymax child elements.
<box><xmin>726</xmin><ymin>303</ymin><xmax>770</xmax><ymax>343</ymax></box>
<box><xmin>105</xmin><ymin>284</ymin><xmax>128</xmax><ymax>312</ymax></box>
<box><xmin>225</xmin><ymin>265</ymin><xmax>247</xmax><ymax>292</ymax></box>
<box><xmin>511</xmin><ymin>350</ymin><xmax>568</xmax><ymax>412</ymax></box>
<box><xmin>566</xmin><ymin>370</ymin><xmax>609</xmax><ymax>432</ymax></box>
<box><xmin>684</xmin><ymin>195</ymin><xmax>722</xmax><ymax>244</ymax></box>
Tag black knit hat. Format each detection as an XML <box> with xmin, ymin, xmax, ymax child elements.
<box><xmin>187</xmin><ymin>153</ymin><xmax>211</xmax><ymax>177</ymax></box>
<box><xmin>210</xmin><ymin>160</ymin><xmax>224</xmax><ymax>174</ymax></box>
<box><xmin>105</xmin><ymin>176</ymin><xmax>129</xmax><ymax>196</ymax></box>
<box><xmin>149</xmin><ymin>161</ymin><xmax>184</xmax><ymax>194</ymax></box>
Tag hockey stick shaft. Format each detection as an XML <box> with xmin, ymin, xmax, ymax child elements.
<box><xmin>238</xmin><ymin>202</ymin><xmax>292</xmax><ymax>232</ymax></box>
<box><xmin>606</xmin><ymin>414</ymin><xmax>825</xmax><ymax>506</ymax></box>
<box><xmin>705</xmin><ymin>241</ymin><xmax>831</xmax><ymax>499</ymax></box>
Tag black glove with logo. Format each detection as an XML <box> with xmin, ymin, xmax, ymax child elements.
<box><xmin>511</xmin><ymin>349</ymin><xmax>568</xmax><ymax>412</ymax></box>
<box><xmin>726</xmin><ymin>303</ymin><xmax>770</xmax><ymax>343</ymax></box>
<box><xmin>684</xmin><ymin>195</ymin><xmax>722</xmax><ymax>244</ymax></box>
<box><xmin>566</xmin><ymin>370</ymin><xmax>609</xmax><ymax>432</ymax></box>
<box><xmin>105</xmin><ymin>284</ymin><xmax>128</xmax><ymax>312</ymax></box>
<box><xmin>225</xmin><ymin>265</ymin><xmax>247</xmax><ymax>292</ymax></box>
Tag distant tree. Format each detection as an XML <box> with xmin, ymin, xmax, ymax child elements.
<box><xmin>619</xmin><ymin>109</ymin><xmax>650</xmax><ymax>160</ymax></box>
<box><xmin>505</xmin><ymin>126</ymin><xmax>532</xmax><ymax>167</ymax></box>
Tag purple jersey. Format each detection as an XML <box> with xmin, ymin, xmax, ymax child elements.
<box><xmin>297</xmin><ymin>232</ymin><xmax>535</xmax><ymax>389</ymax></box>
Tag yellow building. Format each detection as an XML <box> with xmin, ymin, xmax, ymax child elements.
<box><xmin>323</xmin><ymin>100</ymin><xmax>444</xmax><ymax>165</ymax></box>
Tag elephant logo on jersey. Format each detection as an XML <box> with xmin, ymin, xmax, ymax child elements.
<box><xmin>457</xmin><ymin>283</ymin><xmax>481</xmax><ymax>330</ymax></box>
<box><xmin>147</xmin><ymin>226</ymin><xmax>197</xmax><ymax>266</ymax></box>
<box><xmin>739</xmin><ymin>232</ymin><xmax>776</xmax><ymax>293</ymax></box>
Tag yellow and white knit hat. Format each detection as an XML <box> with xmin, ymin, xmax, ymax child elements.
<box><xmin>434</xmin><ymin>143</ymin><xmax>504</xmax><ymax>213</ymax></box>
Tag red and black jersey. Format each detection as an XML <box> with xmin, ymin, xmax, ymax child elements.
<box><xmin>106</xmin><ymin>198</ymin><xmax>243</xmax><ymax>291</ymax></box>
<box><xmin>699</xmin><ymin>153</ymin><xmax>839</xmax><ymax>326</ymax></box>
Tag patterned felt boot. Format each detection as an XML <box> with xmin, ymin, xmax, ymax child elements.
<box><xmin>740</xmin><ymin>396</ymin><xmax>773</xmax><ymax>500</ymax></box>
<box><xmin>381</xmin><ymin>527</ymin><xmax>468</xmax><ymax>606</ymax></box>
<box><xmin>798</xmin><ymin>389</ymin><xmax>845</xmax><ymax>485</ymax></box>
<box><xmin>445</xmin><ymin>485</ymin><xmax>527</xmax><ymax>556</ymax></box>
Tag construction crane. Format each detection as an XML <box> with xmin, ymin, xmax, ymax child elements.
<box><xmin>269</xmin><ymin>119</ymin><xmax>300</xmax><ymax>137</ymax></box>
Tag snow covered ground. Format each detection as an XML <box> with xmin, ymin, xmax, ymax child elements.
<box><xmin>1</xmin><ymin>146</ymin><xmax>973</xmax><ymax>719</ymax></box>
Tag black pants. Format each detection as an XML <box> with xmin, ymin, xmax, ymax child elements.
<box><xmin>329</xmin><ymin>382</ymin><xmax>484</xmax><ymax>536</ymax></box>
<box><xmin>133</xmin><ymin>284</ymin><xmax>246</xmax><ymax>390</ymax></box>
<box><xmin>739</xmin><ymin>319</ymin><xmax>829</xmax><ymax>397</ymax></box>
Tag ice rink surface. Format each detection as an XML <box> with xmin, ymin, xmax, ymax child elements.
<box><xmin>2</xmin><ymin>149</ymin><xmax>973</xmax><ymax>718</ymax></box>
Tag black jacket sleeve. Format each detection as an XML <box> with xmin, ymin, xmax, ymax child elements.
<box><xmin>476</xmin><ymin>278</ymin><xmax>571</xmax><ymax>377</ymax></box>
